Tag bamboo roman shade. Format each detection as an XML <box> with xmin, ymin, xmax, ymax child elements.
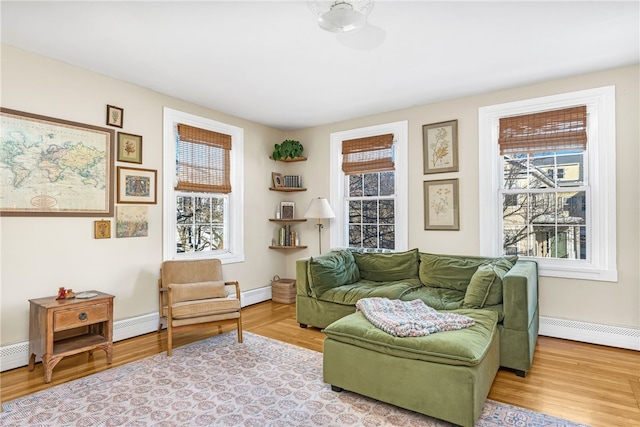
<box><xmin>342</xmin><ymin>133</ymin><xmax>395</xmax><ymax>175</ymax></box>
<box><xmin>498</xmin><ymin>106</ymin><xmax>587</xmax><ymax>155</ymax></box>
<box><xmin>176</xmin><ymin>123</ymin><xmax>232</xmax><ymax>193</ymax></box>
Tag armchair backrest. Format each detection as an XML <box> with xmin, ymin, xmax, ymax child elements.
<box><xmin>159</xmin><ymin>259</ymin><xmax>225</xmax><ymax>306</ymax></box>
<box><xmin>161</xmin><ymin>259</ymin><xmax>223</xmax><ymax>285</ymax></box>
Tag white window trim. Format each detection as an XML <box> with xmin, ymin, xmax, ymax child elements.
<box><xmin>162</xmin><ymin>107</ymin><xmax>244</xmax><ymax>264</ymax></box>
<box><xmin>478</xmin><ymin>86</ymin><xmax>617</xmax><ymax>282</ymax></box>
<box><xmin>329</xmin><ymin>121</ymin><xmax>409</xmax><ymax>251</ymax></box>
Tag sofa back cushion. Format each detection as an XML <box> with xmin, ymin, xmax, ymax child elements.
<box><xmin>308</xmin><ymin>250</ymin><xmax>360</xmax><ymax>298</ymax></box>
<box><xmin>352</xmin><ymin>249</ymin><xmax>419</xmax><ymax>282</ymax></box>
<box><xmin>419</xmin><ymin>252</ymin><xmax>517</xmax><ymax>292</ymax></box>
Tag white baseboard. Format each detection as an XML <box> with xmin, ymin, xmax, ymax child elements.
<box><xmin>539</xmin><ymin>316</ymin><xmax>640</xmax><ymax>351</ymax></box>
<box><xmin>0</xmin><ymin>286</ymin><xmax>273</xmax><ymax>372</ymax></box>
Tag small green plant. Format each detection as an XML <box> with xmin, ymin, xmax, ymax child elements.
<box><xmin>272</xmin><ymin>139</ymin><xmax>304</xmax><ymax>160</ymax></box>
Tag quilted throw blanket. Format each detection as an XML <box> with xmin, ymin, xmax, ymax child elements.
<box><xmin>355</xmin><ymin>297</ymin><xmax>475</xmax><ymax>337</ymax></box>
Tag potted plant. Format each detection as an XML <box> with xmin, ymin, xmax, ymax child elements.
<box><xmin>272</xmin><ymin>139</ymin><xmax>304</xmax><ymax>161</ymax></box>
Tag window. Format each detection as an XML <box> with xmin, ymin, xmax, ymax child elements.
<box><xmin>330</xmin><ymin>121</ymin><xmax>408</xmax><ymax>252</ymax></box>
<box><xmin>163</xmin><ymin>108</ymin><xmax>244</xmax><ymax>263</ymax></box>
<box><xmin>479</xmin><ymin>86</ymin><xmax>617</xmax><ymax>281</ymax></box>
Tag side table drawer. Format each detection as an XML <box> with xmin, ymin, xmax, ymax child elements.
<box><xmin>54</xmin><ymin>303</ymin><xmax>109</xmax><ymax>331</ymax></box>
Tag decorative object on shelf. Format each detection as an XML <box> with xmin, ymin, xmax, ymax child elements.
<box><xmin>94</xmin><ymin>219</ymin><xmax>111</xmax><ymax>239</ymax></box>
<box><xmin>106</xmin><ymin>105</ymin><xmax>123</xmax><ymax>128</ymax></box>
<box><xmin>116</xmin><ymin>206</ymin><xmax>149</xmax><ymax>238</ymax></box>
<box><xmin>272</xmin><ymin>172</ymin><xmax>284</xmax><ymax>188</ymax></box>
<box><xmin>423</xmin><ymin>119</ymin><xmax>459</xmax><ymax>174</ymax></box>
<box><xmin>308</xmin><ymin>0</ymin><xmax>373</xmax><ymax>33</ymax></box>
<box><xmin>117</xmin><ymin>132</ymin><xmax>143</xmax><ymax>164</ymax></box>
<box><xmin>280</xmin><ymin>201</ymin><xmax>295</xmax><ymax>220</ymax></box>
<box><xmin>304</xmin><ymin>197</ymin><xmax>335</xmax><ymax>254</ymax></box>
<box><xmin>272</xmin><ymin>139</ymin><xmax>304</xmax><ymax>161</ymax></box>
<box><xmin>0</xmin><ymin>108</ymin><xmax>114</xmax><ymax>217</ymax></box>
<box><xmin>424</xmin><ymin>179</ymin><xmax>460</xmax><ymax>231</ymax></box>
<box><xmin>117</xmin><ymin>166</ymin><xmax>157</xmax><ymax>204</ymax></box>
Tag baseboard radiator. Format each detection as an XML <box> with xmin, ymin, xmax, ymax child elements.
<box><xmin>539</xmin><ymin>316</ymin><xmax>640</xmax><ymax>351</ymax></box>
<box><xmin>0</xmin><ymin>285</ymin><xmax>273</xmax><ymax>372</ymax></box>
<box><xmin>2</xmin><ymin>292</ymin><xmax>637</xmax><ymax>372</ymax></box>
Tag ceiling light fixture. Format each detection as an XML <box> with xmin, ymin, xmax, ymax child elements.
<box><xmin>308</xmin><ymin>0</ymin><xmax>374</xmax><ymax>34</ymax></box>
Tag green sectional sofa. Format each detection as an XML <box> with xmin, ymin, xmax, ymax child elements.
<box><xmin>295</xmin><ymin>248</ymin><xmax>539</xmax><ymax>376</ymax></box>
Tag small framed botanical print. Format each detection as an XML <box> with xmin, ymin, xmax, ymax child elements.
<box><xmin>106</xmin><ymin>105</ymin><xmax>124</xmax><ymax>128</ymax></box>
<box><xmin>117</xmin><ymin>132</ymin><xmax>142</xmax><ymax>164</ymax></box>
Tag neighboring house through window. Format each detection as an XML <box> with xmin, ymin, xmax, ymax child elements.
<box><xmin>329</xmin><ymin>121</ymin><xmax>408</xmax><ymax>252</ymax></box>
<box><xmin>163</xmin><ymin>108</ymin><xmax>244</xmax><ymax>263</ymax></box>
<box><xmin>478</xmin><ymin>86</ymin><xmax>617</xmax><ymax>281</ymax></box>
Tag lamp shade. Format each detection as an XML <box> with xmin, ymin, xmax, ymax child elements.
<box><xmin>304</xmin><ymin>198</ymin><xmax>335</xmax><ymax>219</ymax></box>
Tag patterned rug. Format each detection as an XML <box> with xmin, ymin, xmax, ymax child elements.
<box><xmin>0</xmin><ymin>332</ymin><xmax>589</xmax><ymax>427</ymax></box>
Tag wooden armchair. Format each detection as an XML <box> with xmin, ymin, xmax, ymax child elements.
<box><xmin>158</xmin><ymin>258</ymin><xmax>242</xmax><ymax>356</ymax></box>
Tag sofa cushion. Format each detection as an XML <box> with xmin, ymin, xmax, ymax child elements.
<box><xmin>419</xmin><ymin>253</ymin><xmax>517</xmax><ymax>292</ymax></box>
<box><xmin>308</xmin><ymin>250</ymin><xmax>360</xmax><ymax>298</ymax></box>
<box><xmin>319</xmin><ymin>279</ymin><xmax>421</xmax><ymax>305</ymax></box>
<box><xmin>168</xmin><ymin>281</ymin><xmax>228</xmax><ymax>303</ymax></box>
<box><xmin>323</xmin><ymin>309</ymin><xmax>499</xmax><ymax>366</ymax></box>
<box><xmin>463</xmin><ymin>258</ymin><xmax>515</xmax><ymax>308</ymax></box>
<box><xmin>353</xmin><ymin>248</ymin><xmax>419</xmax><ymax>282</ymax></box>
<box><xmin>400</xmin><ymin>286</ymin><xmax>465</xmax><ymax>310</ymax></box>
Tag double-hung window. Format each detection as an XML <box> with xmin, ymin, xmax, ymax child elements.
<box><xmin>163</xmin><ymin>108</ymin><xmax>244</xmax><ymax>263</ymax></box>
<box><xmin>479</xmin><ymin>86</ymin><xmax>617</xmax><ymax>281</ymax></box>
<box><xmin>330</xmin><ymin>121</ymin><xmax>408</xmax><ymax>252</ymax></box>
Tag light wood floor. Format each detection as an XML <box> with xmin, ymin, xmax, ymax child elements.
<box><xmin>2</xmin><ymin>301</ymin><xmax>639</xmax><ymax>426</ymax></box>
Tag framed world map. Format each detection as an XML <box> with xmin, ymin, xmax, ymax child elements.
<box><xmin>0</xmin><ymin>108</ymin><xmax>114</xmax><ymax>216</ymax></box>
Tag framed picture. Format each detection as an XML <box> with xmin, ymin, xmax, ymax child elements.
<box><xmin>116</xmin><ymin>206</ymin><xmax>148</xmax><ymax>238</ymax></box>
<box><xmin>106</xmin><ymin>105</ymin><xmax>123</xmax><ymax>128</ymax></box>
<box><xmin>117</xmin><ymin>132</ymin><xmax>143</xmax><ymax>164</ymax></box>
<box><xmin>94</xmin><ymin>220</ymin><xmax>111</xmax><ymax>239</ymax></box>
<box><xmin>280</xmin><ymin>201</ymin><xmax>295</xmax><ymax>219</ymax></box>
<box><xmin>272</xmin><ymin>172</ymin><xmax>284</xmax><ymax>188</ymax></box>
<box><xmin>117</xmin><ymin>166</ymin><xmax>157</xmax><ymax>204</ymax></box>
<box><xmin>424</xmin><ymin>179</ymin><xmax>459</xmax><ymax>230</ymax></box>
<box><xmin>0</xmin><ymin>108</ymin><xmax>114</xmax><ymax>217</ymax></box>
<box><xmin>423</xmin><ymin>119</ymin><xmax>458</xmax><ymax>174</ymax></box>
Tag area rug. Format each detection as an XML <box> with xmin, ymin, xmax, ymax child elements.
<box><xmin>0</xmin><ymin>332</ymin><xmax>589</xmax><ymax>427</ymax></box>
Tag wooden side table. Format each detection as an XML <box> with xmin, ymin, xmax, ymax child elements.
<box><xmin>28</xmin><ymin>291</ymin><xmax>114</xmax><ymax>383</ymax></box>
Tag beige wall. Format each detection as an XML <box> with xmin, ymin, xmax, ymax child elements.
<box><xmin>288</xmin><ymin>65</ymin><xmax>640</xmax><ymax>330</ymax></box>
<box><xmin>1</xmin><ymin>45</ymin><xmax>638</xmax><ymax>348</ymax></box>
<box><xmin>0</xmin><ymin>46</ymin><xmax>291</xmax><ymax>345</ymax></box>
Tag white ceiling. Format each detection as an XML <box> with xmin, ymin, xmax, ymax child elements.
<box><xmin>1</xmin><ymin>1</ymin><xmax>639</xmax><ymax>130</ymax></box>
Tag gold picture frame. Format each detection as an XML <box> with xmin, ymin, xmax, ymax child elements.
<box><xmin>424</xmin><ymin>179</ymin><xmax>459</xmax><ymax>230</ymax></box>
<box><xmin>117</xmin><ymin>166</ymin><xmax>157</xmax><ymax>204</ymax></box>
<box><xmin>117</xmin><ymin>132</ymin><xmax>142</xmax><ymax>164</ymax></box>
<box><xmin>94</xmin><ymin>220</ymin><xmax>111</xmax><ymax>239</ymax></box>
<box><xmin>423</xmin><ymin>119</ymin><xmax>459</xmax><ymax>174</ymax></box>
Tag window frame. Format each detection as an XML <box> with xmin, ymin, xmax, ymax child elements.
<box><xmin>329</xmin><ymin>121</ymin><xmax>409</xmax><ymax>252</ymax></box>
<box><xmin>163</xmin><ymin>107</ymin><xmax>244</xmax><ymax>263</ymax></box>
<box><xmin>478</xmin><ymin>86</ymin><xmax>617</xmax><ymax>282</ymax></box>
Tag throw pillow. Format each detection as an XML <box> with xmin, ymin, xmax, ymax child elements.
<box><xmin>463</xmin><ymin>257</ymin><xmax>516</xmax><ymax>308</ymax></box>
<box><xmin>463</xmin><ymin>266</ymin><xmax>499</xmax><ymax>308</ymax></box>
<box><xmin>308</xmin><ymin>250</ymin><xmax>360</xmax><ymax>297</ymax></box>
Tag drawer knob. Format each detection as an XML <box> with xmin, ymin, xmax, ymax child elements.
<box><xmin>78</xmin><ymin>312</ymin><xmax>88</xmax><ymax>321</ymax></box>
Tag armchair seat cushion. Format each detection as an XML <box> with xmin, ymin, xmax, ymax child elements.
<box><xmin>165</xmin><ymin>296</ymin><xmax>240</xmax><ymax>319</ymax></box>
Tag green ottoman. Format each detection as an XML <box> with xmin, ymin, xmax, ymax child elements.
<box><xmin>323</xmin><ymin>309</ymin><xmax>500</xmax><ymax>427</ymax></box>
